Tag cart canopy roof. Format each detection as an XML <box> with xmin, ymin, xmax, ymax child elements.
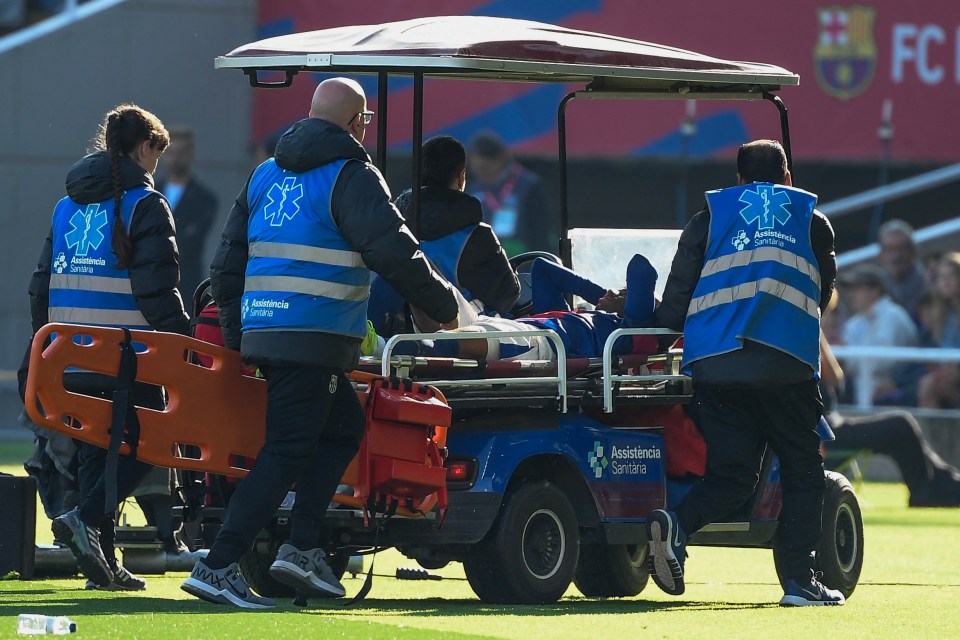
<box><xmin>216</xmin><ymin>16</ymin><xmax>798</xmax><ymax>94</ymax></box>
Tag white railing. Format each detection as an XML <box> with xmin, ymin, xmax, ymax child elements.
<box><xmin>381</xmin><ymin>329</ymin><xmax>570</xmax><ymax>412</ymax></box>
<box><xmin>600</xmin><ymin>327</ymin><xmax>685</xmax><ymax>413</ymax></box>
<box><xmin>829</xmin><ymin>345</ymin><xmax>960</xmax><ymax>409</ymax></box>
<box><xmin>819</xmin><ymin>163</ymin><xmax>960</xmax><ymax>220</ymax></box>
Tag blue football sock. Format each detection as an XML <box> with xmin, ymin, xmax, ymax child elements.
<box><xmin>623</xmin><ymin>254</ymin><xmax>658</xmax><ymax>327</ymax></box>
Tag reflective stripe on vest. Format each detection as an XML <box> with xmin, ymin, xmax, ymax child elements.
<box><xmin>682</xmin><ymin>183</ymin><xmax>821</xmax><ymax>373</ymax></box>
<box><xmin>419</xmin><ymin>225</ymin><xmax>476</xmax><ymax>301</ymax></box>
<box><xmin>48</xmin><ymin>187</ymin><xmax>153</xmax><ymax>330</ymax></box>
<box><xmin>242</xmin><ymin>158</ymin><xmax>371</xmax><ymax>338</ymax></box>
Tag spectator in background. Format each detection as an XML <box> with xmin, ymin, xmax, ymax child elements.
<box><xmin>917</xmin><ymin>253</ymin><xmax>960</xmax><ymax>409</ymax></box>
<box><xmin>922</xmin><ymin>251</ymin><xmax>944</xmax><ymax>291</ymax></box>
<box><xmin>0</xmin><ymin>0</ymin><xmax>26</xmax><ymax>35</ymax></box>
<box><xmin>250</xmin><ymin>134</ymin><xmax>281</xmax><ymax>168</ymax></box>
<box><xmin>395</xmin><ymin>135</ymin><xmax>520</xmax><ymax>316</ymax></box>
<box><xmin>878</xmin><ymin>219</ymin><xmax>927</xmax><ymax>317</ymax></box>
<box><xmin>839</xmin><ymin>263</ymin><xmax>918</xmax><ymax>404</ymax></box>
<box><xmin>467</xmin><ymin>131</ymin><xmax>555</xmax><ymax>257</ymax></box>
<box><xmin>873</xmin><ymin>290</ymin><xmax>938</xmax><ymax>406</ymax></box>
<box><xmin>157</xmin><ymin>126</ymin><xmax>218</xmax><ymax>302</ymax></box>
<box><xmin>820</xmin><ymin>332</ymin><xmax>960</xmax><ymax>507</ymax></box>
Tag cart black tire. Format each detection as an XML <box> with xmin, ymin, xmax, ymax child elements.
<box><xmin>240</xmin><ymin>542</ymin><xmax>349</xmax><ymax>598</ymax></box>
<box><xmin>239</xmin><ymin>545</ymin><xmax>294</xmax><ymax>598</ymax></box>
<box><xmin>774</xmin><ymin>470</ymin><xmax>863</xmax><ymax>598</ymax></box>
<box><xmin>416</xmin><ymin>558</ymin><xmax>450</xmax><ymax>571</ymax></box>
<box><xmin>328</xmin><ymin>549</ymin><xmax>351</xmax><ymax>580</ymax></box>
<box><xmin>574</xmin><ymin>543</ymin><xmax>649</xmax><ymax>597</ymax></box>
<box><xmin>462</xmin><ymin>480</ymin><xmax>579</xmax><ymax>604</ymax></box>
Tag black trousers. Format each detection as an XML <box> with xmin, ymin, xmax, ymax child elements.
<box><xmin>205</xmin><ymin>365</ymin><xmax>365</xmax><ymax>568</ymax></box>
<box><xmin>830</xmin><ymin>410</ymin><xmax>960</xmax><ymax>507</ymax></box>
<box><xmin>676</xmin><ymin>379</ymin><xmax>825</xmax><ymax>581</ymax></box>
<box><xmin>68</xmin><ymin>374</ymin><xmax>163</xmax><ymax>561</ymax></box>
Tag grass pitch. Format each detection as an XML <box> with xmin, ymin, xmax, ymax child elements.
<box><xmin>2</xmin><ymin>440</ymin><xmax>959</xmax><ymax>639</ymax></box>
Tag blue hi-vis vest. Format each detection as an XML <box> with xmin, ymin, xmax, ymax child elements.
<box><xmin>682</xmin><ymin>183</ymin><xmax>821</xmax><ymax>374</ymax></box>
<box><xmin>419</xmin><ymin>225</ymin><xmax>476</xmax><ymax>301</ymax></box>
<box><xmin>242</xmin><ymin>158</ymin><xmax>371</xmax><ymax>339</ymax></box>
<box><xmin>48</xmin><ymin>187</ymin><xmax>153</xmax><ymax>330</ymax></box>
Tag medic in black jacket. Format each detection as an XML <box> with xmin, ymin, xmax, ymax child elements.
<box><xmin>647</xmin><ymin>139</ymin><xmax>844</xmax><ymax>607</ymax></box>
<box><xmin>183</xmin><ymin>78</ymin><xmax>458</xmax><ymax>609</ymax></box>
<box><xmin>395</xmin><ymin>135</ymin><xmax>520</xmax><ymax>316</ymax></box>
<box><xmin>29</xmin><ymin>104</ymin><xmax>188</xmax><ymax>593</ymax></box>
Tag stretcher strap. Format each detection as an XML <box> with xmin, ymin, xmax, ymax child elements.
<box><xmin>104</xmin><ymin>328</ymin><xmax>140</xmax><ymax>513</ymax></box>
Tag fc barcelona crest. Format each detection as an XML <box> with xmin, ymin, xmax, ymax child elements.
<box><xmin>814</xmin><ymin>5</ymin><xmax>876</xmax><ymax>101</ymax></box>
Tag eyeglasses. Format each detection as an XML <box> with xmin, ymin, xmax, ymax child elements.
<box><xmin>349</xmin><ymin>110</ymin><xmax>375</xmax><ymax>126</ymax></box>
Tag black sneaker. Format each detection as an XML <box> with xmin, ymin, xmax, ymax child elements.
<box><xmin>52</xmin><ymin>508</ymin><xmax>113</xmax><ymax>588</ymax></box>
<box><xmin>269</xmin><ymin>543</ymin><xmax>346</xmax><ymax>598</ymax></box>
<box><xmin>85</xmin><ymin>561</ymin><xmax>146</xmax><ymax>591</ymax></box>
<box><xmin>646</xmin><ymin>509</ymin><xmax>687</xmax><ymax>596</ymax></box>
<box><xmin>779</xmin><ymin>575</ymin><xmax>846</xmax><ymax>606</ymax></box>
<box><xmin>181</xmin><ymin>560</ymin><xmax>275</xmax><ymax>609</ymax></box>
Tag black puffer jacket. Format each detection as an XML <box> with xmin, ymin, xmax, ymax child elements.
<box><xmin>210</xmin><ymin>118</ymin><xmax>458</xmax><ymax>370</ymax></box>
<box><xmin>653</xmin><ymin>204</ymin><xmax>836</xmax><ymax>387</ymax></box>
<box><xmin>29</xmin><ymin>152</ymin><xmax>190</xmax><ymax>335</ymax></box>
<box><xmin>396</xmin><ymin>186</ymin><xmax>520</xmax><ymax>314</ymax></box>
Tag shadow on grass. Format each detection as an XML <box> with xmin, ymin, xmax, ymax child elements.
<box><xmin>287</xmin><ymin>597</ymin><xmax>778</xmax><ymax>616</ymax></box>
<box><xmin>0</xmin><ymin>595</ymin><xmax>258</xmax><ymax>618</ymax></box>
<box><xmin>0</xmin><ymin>591</ymin><xmax>776</xmax><ymax>618</ymax></box>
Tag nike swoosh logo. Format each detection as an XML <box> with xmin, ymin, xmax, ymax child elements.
<box><xmin>673</xmin><ymin>523</ymin><xmax>683</xmax><ymax>548</ymax></box>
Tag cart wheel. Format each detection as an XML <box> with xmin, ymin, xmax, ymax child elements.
<box><xmin>239</xmin><ymin>542</ymin><xmax>294</xmax><ymax>598</ymax></box>
<box><xmin>574</xmin><ymin>543</ymin><xmax>649</xmax><ymax>597</ymax></box>
<box><xmin>462</xmin><ymin>479</ymin><xmax>579</xmax><ymax>604</ymax></box>
<box><xmin>240</xmin><ymin>544</ymin><xmax>350</xmax><ymax>598</ymax></box>
<box><xmin>416</xmin><ymin>558</ymin><xmax>450</xmax><ymax>571</ymax></box>
<box><xmin>774</xmin><ymin>470</ymin><xmax>863</xmax><ymax>598</ymax></box>
<box><xmin>327</xmin><ymin>549</ymin><xmax>351</xmax><ymax>580</ymax></box>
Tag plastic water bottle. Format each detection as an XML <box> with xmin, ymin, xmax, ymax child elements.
<box><xmin>16</xmin><ymin>614</ymin><xmax>77</xmax><ymax>635</ymax></box>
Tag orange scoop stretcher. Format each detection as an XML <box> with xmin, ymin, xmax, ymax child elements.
<box><xmin>24</xmin><ymin>323</ymin><xmax>450</xmax><ymax>520</ymax></box>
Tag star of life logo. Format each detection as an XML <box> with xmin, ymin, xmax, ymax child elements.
<box><xmin>739</xmin><ymin>184</ymin><xmax>797</xmax><ymax>249</ymax></box>
<box><xmin>264</xmin><ymin>177</ymin><xmax>305</xmax><ymax>227</ymax></box>
<box><xmin>588</xmin><ymin>441</ymin><xmax>608</xmax><ymax>479</ymax></box>
<box><xmin>731</xmin><ymin>230</ymin><xmax>750</xmax><ymax>251</ymax></box>
<box><xmin>65</xmin><ymin>204</ymin><xmax>108</xmax><ymax>256</ymax></box>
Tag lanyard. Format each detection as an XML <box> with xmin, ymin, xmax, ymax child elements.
<box><xmin>480</xmin><ymin>163</ymin><xmax>522</xmax><ymax>212</ymax></box>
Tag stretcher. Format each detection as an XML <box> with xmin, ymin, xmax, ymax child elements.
<box><xmin>23</xmin><ymin>323</ymin><xmax>451</xmax><ymax>519</ymax></box>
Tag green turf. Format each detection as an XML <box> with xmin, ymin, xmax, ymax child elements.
<box><xmin>2</xmin><ymin>441</ymin><xmax>959</xmax><ymax>639</ymax></box>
